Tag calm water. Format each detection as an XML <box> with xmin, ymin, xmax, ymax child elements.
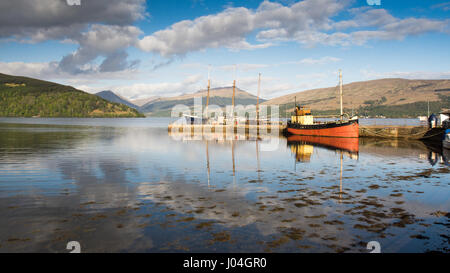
<box><xmin>0</xmin><ymin>118</ymin><xmax>448</xmax><ymax>253</ymax></box>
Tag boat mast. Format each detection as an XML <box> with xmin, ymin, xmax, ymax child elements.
<box><xmin>206</xmin><ymin>65</ymin><xmax>211</xmax><ymax>109</ymax></box>
<box><xmin>339</xmin><ymin>69</ymin><xmax>343</xmax><ymax>120</ymax></box>
<box><xmin>257</xmin><ymin>73</ymin><xmax>261</xmax><ymax>122</ymax></box>
<box><xmin>232</xmin><ymin>65</ymin><xmax>236</xmax><ymax>120</ymax></box>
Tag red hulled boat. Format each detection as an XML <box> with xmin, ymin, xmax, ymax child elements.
<box><xmin>287</xmin><ymin>118</ymin><xmax>359</xmax><ymax>138</ymax></box>
<box><xmin>286</xmin><ymin>70</ymin><xmax>359</xmax><ymax>138</ymax></box>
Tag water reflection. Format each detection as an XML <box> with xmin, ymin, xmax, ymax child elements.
<box><xmin>420</xmin><ymin>141</ymin><xmax>450</xmax><ymax>167</ymax></box>
<box><xmin>0</xmin><ymin>122</ymin><xmax>448</xmax><ymax>253</ymax></box>
<box><xmin>287</xmin><ymin>135</ymin><xmax>359</xmax><ymax>163</ymax></box>
<box><xmin>287</xmin><ymin>136</ymin><xmax>360</xmax><ymax>205</ymax></box>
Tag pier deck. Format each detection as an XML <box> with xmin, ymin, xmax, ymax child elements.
<box><xmin>168</xmin><ymin>123</ymin><xmax>443</xmax><ymax>140</ymax></box>
<box><xmin>168</xmin><ymin>123</ymin><xmax>286</xmax><ymax>135</ymax></box>
<box><xmin>359</xmin><ymin>125</ymin><xmax>443</xmax><ymax>140</ymax></box>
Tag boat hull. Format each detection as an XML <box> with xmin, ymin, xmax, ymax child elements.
<box><xmin>287</xmin><ymin>119</ymin><xmax>359</xmax><ymax>138</ymax></box>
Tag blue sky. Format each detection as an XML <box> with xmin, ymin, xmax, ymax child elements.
<box><xmin>0</xmin><ymin>0</ymin><xmax>449</xmax><ymax>100</ymax></box>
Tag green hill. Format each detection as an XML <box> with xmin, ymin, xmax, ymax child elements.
<box><xmin>0</xmin><ymin>73</ymin><xmax>144</xmax><ymax>118</ymax></box>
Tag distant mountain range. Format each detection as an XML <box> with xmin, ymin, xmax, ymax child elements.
<box><xmin>95</xmin><ymin>87</ymin><xmax>264</xmax><ymax>117</ymax></box>
<box><xmin>2</xmin><ymin>73</ymin><xmax>449</xmax><ymax>119</ymax></box>
<box><xmin>95</xmin><ymin>90</ymin><xmax>139</xmax><ymax>110</ymax></box>
<box><xmin>98</xmin><ymin>78</ymin><xmax>450</xmax><ymax>118</ymax></box>
<box><xmin>0</xmin><ymin>73</ymin><xmax>143</xmax><ymax>118</ymax></box>
<box><xmin>130</xmin><ymin>96</ymin><xmax>160</xmax><ymax>107</ymax></box>
<box><xmin>264</xmin><ymin>78</ymin><xmax>450</xmax><ymax>118</ymax></box>
<box><xmin>138</xmin><ymin>87</ymin><xmax>264</xmax><ymax>116</ymax></box>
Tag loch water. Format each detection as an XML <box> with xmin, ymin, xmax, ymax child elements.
<box><xmin>0</xmin><ymin>118</ymin><xmax>448</xmax><ymax>253</ymax></box>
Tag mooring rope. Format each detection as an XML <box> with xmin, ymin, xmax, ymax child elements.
<box><xmin>359</xmin><ymin>126</ymin><xmax>438</xmax><ymax>139</ymax></box>
<box><xmin>419</xmin><ymin>130</ymin><xmax>445</xmax><ymax>139</ymax></box>
<box><xmin>360</xmin><ymin>127</ymin><xmax>399</xmax><ymax>138</ymax></box>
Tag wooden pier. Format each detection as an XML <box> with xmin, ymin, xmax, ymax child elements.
<box><xmin>169</xmin><ymin>123</ymin><xmax>444</xmax><ymax>141</ymax></box>
<box><xmin>168</xmin><ymin>123</ymin><xmax>286</xmax><ymax>135</ymax></box>
<box><xmin>359</xmin><ymin>125</ymin><xmax>444</xmax><ymax>140</ymax></box>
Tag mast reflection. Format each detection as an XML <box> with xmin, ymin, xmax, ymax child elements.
<box><xmin>287</xmin><ymin>135</ymin><xmax>359</xmax><ymax>203</ymax></box>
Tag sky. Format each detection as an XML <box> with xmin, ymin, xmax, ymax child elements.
<box><xmin>0</xmin><ymin>0</ymin><xmax>449</xmax><ymax>100</ymax></box>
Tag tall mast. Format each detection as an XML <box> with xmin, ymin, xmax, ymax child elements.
<box><xmin>232</xmin><ymin>65</ymin><xmax>236</xmax><ymax>108</ymax></box>
<box><xmin>206</xmin><ymin>65</ymin><xmax>211</xmax><ymax>109</ymax></box>
<box><xmin>232</xmin><ymin>79</ymin><xmax>236</xmax><ymax>108</ymax></box>
<box><xmin>257</xmin><ymin>73</ymin><xmax>261</xmax><ymax>122</ymax></box>
<box><xmin>339</xmin><ymin>69</ymin><xmax>343</xmax><ymax>120</ymax></box>
<box><xmin>232</xmin><ymin>65</ymin><xmax>236</xmax><ymax>119</ymax></box>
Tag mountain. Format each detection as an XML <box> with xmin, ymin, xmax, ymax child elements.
<box><xmin>140</xmin><ymin>87</ymin><xmax>265</xmax><ymax>116</ymax></box>
<box><xmin>0</xmin><ymin>73</ymin><xmax>144</xmax><ymax>118</ymax></box>
<box><xmin>95</xmin><ymin>90</ymin><xmax>139</xmax><ymax>110</ymax></box>
<box><xmin>264</xmin><ymin>78</ymin><xmax>450</xmax><ymax>118</ymax></box>
<box><xmin>130</xmin><ymin>96</ymin><xmax>160</xmax><ymax>107</ymax></box>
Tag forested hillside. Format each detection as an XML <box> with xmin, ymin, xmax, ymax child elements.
<box><xmin>0</xmin><ymin>73</ymin><xmax>144</xmax><ymax>118</ymax></box>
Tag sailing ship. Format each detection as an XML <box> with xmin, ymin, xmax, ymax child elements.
<box><xmin>287</xmin><ymin>70</ymin><xmax>359</xmax><ymax>138</ymax></box>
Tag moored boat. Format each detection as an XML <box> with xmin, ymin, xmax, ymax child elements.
<box><xmin>286</xmin><ymin>70</ymin><xmax>359</xmax><ymax>138</ymax></box>
<box><xmin>183</xmin><ymin>114</ymin><xmax>203</xmax><ymax>124</ymax></box>
<box><xmin>287</xmin><ymin>115</ymin><xmax>359</xmax><ymax>138</ymax></box>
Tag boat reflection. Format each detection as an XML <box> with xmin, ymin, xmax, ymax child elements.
<box><xmin>421</xmin><ymin>140</ymin><xmax>450</xmax><ymax>166</ymax></box>
<box><xmin>287</xmin><ymin>135</ymin><xmax>359</xmax><ymax>162</ymax></box>
<box><xmin>286</xmin><ymin>136</ymin><xmax>361</xmax><ymax>203</ymax></box>
<box><xmin>289</xmin><ymin>143</ymin><xmax>314</xmax><ymax>162</ymax></box>
<box><xmin>444</xmin><ymin>148</ymin><xmax>450</xmax><ymax>166</ymax></box>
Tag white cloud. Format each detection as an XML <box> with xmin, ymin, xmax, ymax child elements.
<box><xmin>138</xmin><ymin>0</ymin><xmax>449</xmax><ymax>56</ymax></box>
<box><xmin>0</xmin><ymin>61</ymin><xmax>60</xmax><ymax>79</ymax></box>
<box><xmin>58</xmin><ymin>24</ymin><xmax>142</xmax><ymax>74</ymax></box>
<box><xmin>2</xmin><ymin>0</ymin><xmax>450</xmax><ymax>94</ymax></box>
<box><xmin>180</xmin><ymin>57</ymin><xmax>340</xmax><ymax>75</ymax></box>
<box><xmin>0</xmin><ymin>0</ymin><xmax>147</xmax><ymax>77</ymax></box>
<box><xmin>218</xmin><ymin>63</ymin><xmax>270</xmax><ymax>72</ymax></box>
<box><xmin>138</xmin><ymin>0</ymin><xmax>347</xmax><ymax>56</ymax></box>
<box><xmin>137</xmin><ymin>6</ymin><xmax>260</xmax><ymax>56</ymax></box>
<box><xmin>329</xmin><ymin>8</ymin><xmax>449</xmax><ymax>46</ymax></box>
<box><xmin>107</xmin><ymin>74</ymin><xmax>204</xmax><ymax>100</ymax></box>
<box><xmin>296</xmin><ymin>72</ymin><xmax>329</xmax><ymax>79</ymax></box>
<box><xmin>361</xmin><ymin>69</ymin><xmax>450</xmax><ymax>80</ymax></box>
<box><xmin>0</xmin><ymin>0</ymin><xmax>146</xmax><ymax>41</ymax></box>
<box><xmin>0</xmin><ymin>24</ymin><xmax>143</xmax><ymax>78</ymax></box>
<box><xmin>298</xmin><ymin>56</ymin><xmax>342</xmax><ymax>65</ymax></box>
<box><xmin>431</xmin><ymin>2</ymin><xmax>450</xmax><ymax>11</ymax></box>
<box><xmin>0</xmin><ymin>61</ymin><xmax>140</xmax><ymax>86</ymax></box>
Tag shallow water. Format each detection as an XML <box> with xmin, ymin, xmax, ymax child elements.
<box><xmin>0</xmin><ymin>118</ymin><xmax>448</xmax><ymax>253</ymax></box>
